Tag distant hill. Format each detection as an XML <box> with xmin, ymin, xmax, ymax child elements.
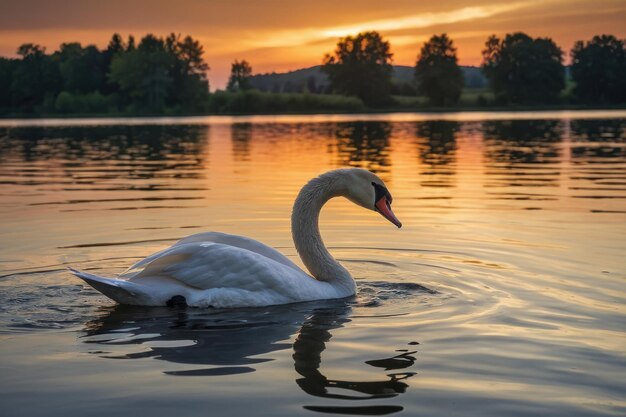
<box><xmin>248</xmin><ymin>65</ymin><xmax>487</xmax><ymax>94</ymax></box>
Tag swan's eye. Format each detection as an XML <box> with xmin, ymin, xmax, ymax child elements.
<box><xmin>372</xmin><ymin>182</ymin><xmax>391</xmax><ymax>206</ymax></box>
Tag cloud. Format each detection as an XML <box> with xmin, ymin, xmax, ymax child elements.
<box><xmin>248</xmin><ymin>2</ymin><xmax>532</xmax><ymax>49</ymax></box>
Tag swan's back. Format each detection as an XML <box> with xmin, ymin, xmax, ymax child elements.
<box><xmin>121</xmin><ymin>232</ymin><xmax>302</xmax><ymax>279</ymax></box>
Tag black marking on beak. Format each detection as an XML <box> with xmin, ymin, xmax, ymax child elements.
<box><xmin>372</xmin><ymin>182</ymin><xmax>392</xmax><ymax>205</ymax></box>
<box><xmin>372</xmin><ymin>182</ymin><xmax>402</xmax><ymax>228</ymax></box>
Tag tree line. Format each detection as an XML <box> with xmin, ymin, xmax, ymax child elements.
<box><xmin>0</xmin><ymin>33</ymin><xmax>209</xmax><ymax>114</ymax></box>
<box><xmin>320</xmin><ymin>31</ymin><xmax>626</xmax><ymax>106</ymax></box>
<box><xmin>0</xmin><ymin>31</ymin><xmax>625</xmax><ymax>115</ymax></box>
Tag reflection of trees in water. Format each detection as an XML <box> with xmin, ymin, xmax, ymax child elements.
<box><xmin>570</xmin><ymin>119</ymin><xmax>626</xmax><ymax>160</ymax></box>
<box><xmin>415</xmin><ymin>121</ymin><xmax>459</xmax><ymax>188</ymax></box>
<box><xmin>570</xmin><ymin>119</ymin><xmax>626</xmax><ymax>143</ymax></box>
<box><xmin>482</xmin><ymin>120</ymin><xmax>564</xmax><ymax>190</ymax></box>
<box><xmin>82</xmin><ymin>301</ymin><xmax>416</xmax><ymax>414</ymax></box>
<box><xmin>483</xmin><ymin>120</ymin><xmax>563</xmax><ymax>164</ymax></box>
<box><xmin>0</xmin><ymin>125</ymin><xmax>209</xmax><ymax>183</ymax></box>
<box><xmin>231</xmin><ymin>123</ymin><xmax>252</xmax><ymax>162</ymax></box>
<box><xmin>333</xmin><ymin>122</ymin><xmax>392</xmax><ymax>174</ymax></box>
<box><xmin>568</xmin><ymin>119</ymin><xmax>625</xmax><ymax>201</ymax></box>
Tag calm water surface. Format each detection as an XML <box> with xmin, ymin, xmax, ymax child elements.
<box><xmin>0</xmin><ymin>112</ymin><xmax>625</xmax><ymax>416</ymax></box>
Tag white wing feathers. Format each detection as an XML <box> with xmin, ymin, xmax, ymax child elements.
<box><xmin>119</xmin><ymin>233</ymin><xmax>329</xmax><ymax>301</ymax></box>
<box><xmin>74</xmin><ymin>232</ymin><xmax>340</xmax><ymax>307</ymax></box>
<box><xmin>121</xmin><ymin>232</ymin><xmax>302</xmax><ymax>279</ymax></box>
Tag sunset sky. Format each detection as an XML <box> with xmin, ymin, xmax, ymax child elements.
<box><xmin>1</xmin><ymin>0</ymin><xmax>625</xmax><ymax>89</ymax></box>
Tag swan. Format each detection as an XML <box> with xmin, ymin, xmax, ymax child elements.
<box><xmin>70</xmin><ymin>168</ymin><xmax>402</xmax><ymax>308</ymax></box>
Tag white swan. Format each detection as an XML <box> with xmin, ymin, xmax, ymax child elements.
<box><xmin>70</xmin><ymin>168</ymin><xmax>402</xmax><ymax>308</ymax></box>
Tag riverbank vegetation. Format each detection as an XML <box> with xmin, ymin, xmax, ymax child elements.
<box><xmin>0</xmin><ymin>31</ymin><xmax>624</xmax><ymax>116</ymax></box>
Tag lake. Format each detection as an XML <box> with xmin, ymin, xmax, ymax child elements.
<box><xmin>0</xmin><ymin>111</ymin><xmax>625</xmax><ymax>417</ymax></box>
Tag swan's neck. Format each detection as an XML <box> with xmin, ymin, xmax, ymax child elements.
<box><xmin>291</xmin><ymin>173</ymin><xmax>355</xmax><ymax>294</ymax></box>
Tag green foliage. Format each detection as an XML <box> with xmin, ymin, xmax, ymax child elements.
<box><xmin>100</xmin><ymin>34</ymin><xmax>126</xmax><ymax>95</ymax></box>
<box><xmin>53</xmin><ymin>91</ymin><xmax>74</xmax><ymax>113</ymax></box>
<box><xmin>459</xmin><ymin>89</ymin><xmax>494</xmax><ymax>106</ymax></box>
<box><xmin>0</xmin><ymin>57</ymin><xmax>16</xmax><ymax>110</ymax></box>
<box><xmin>1</xmin><ymin>31</ymin><xmax>624</xmax><ymax>116</ymax></box>
<box><xmin>167</xmin><ymin>34</ymin><xmax>210</xmax><ymax>109</ymax></box>
<box><xmin>56</xmin><ymin>43</ymin><xmax>105</xmax><ymax>94</ymax></box>
<box><xmin>227</xmin><ymin>60</ymin><xmax>253</xmax><ymax>92</ymax></box>
<box><xmin>482</xmin><ymin>32</ymin><xmax>565</xmax><ymax>104</ymax></box>
<box><xmin>248</xmin><ymin>65</ymin><xmax>485</xmax><ymax>96</ymax></box>
<box><xmin>11</xmin><ymin>44</ymin><xmax>62</xmax><ymax>112</ymax></box>
<box><xmin>1</xmin><ymin>33</ymin><xmax>209</xmax><ymax>115</ymax></box>
<box><xmin>391</xmin><ymin>81</ymin><xmax>417</xmax><ymax>96</ymax></box>
<box><xmin>108</xmin><ymin>33</ymin><xmax>209</xmax><ymax>112</ymax></box>
<box><xmin>571</xmin><ymin>35</ymin><xmax>626</xmax><ymax>103</ymax></box>
<box><xmin>109</xmin><ymin>37</ymin><xmax>173</xmax><ymax>111</ymax></box>
<box><xmin>107</xmin><ymin>34</ymin><xmax>126</xmax><ymax>56</ymax></box>
<box><xmin>415</xmin><ymin>34</ymin><xmax>463</xmax><ymax>106</ymax></box>
<box><xmin>391</xmin><ymin>95</ymin><xmax>428</xmax><ymax>107</ymax></box>
<box><xmin>207</xmin><ymin>90</ymin><xmax>365</xmax><ymax>114</ymax></box>
<box><xmin>322</xmin><ymin>31</ymin><xmax>393</xmax><ymax>107</ymax></box>
<box><xmin>54</xmin><ymin>91</ymin><xmax>112</xmax><ymax>114</ymax></box>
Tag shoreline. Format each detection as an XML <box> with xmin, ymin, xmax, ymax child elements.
<box><xmin>1</xmin><ymin>108</ymin><xmax>626</xmax><ymax>127</ymax></box>
<box><xmin>2</xmin><ymin>103</ymin><xmax>626</xmax><ymax>121</ymax></box>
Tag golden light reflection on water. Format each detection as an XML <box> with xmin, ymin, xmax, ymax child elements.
<box><xmin>0</xmin><ymin>112</ymin><xmax>625</xmax><ymax>416</ymax></box>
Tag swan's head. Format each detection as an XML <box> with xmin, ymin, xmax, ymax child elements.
<box><xmin>341</xmin><ymin>168</ymin><xmax>402</xmax><ymax>228</ymax></box>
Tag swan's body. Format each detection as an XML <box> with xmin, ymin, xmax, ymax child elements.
<box><xmin>71</xmin><ymin>168</ymin><xmax>401</xmax><ymax>308</ymax></box>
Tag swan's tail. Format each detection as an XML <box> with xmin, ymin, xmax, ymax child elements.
<box><xmin>69</xmin><ymin>267</ymin><xmax>149</xmax><ymax>305</ymax></box>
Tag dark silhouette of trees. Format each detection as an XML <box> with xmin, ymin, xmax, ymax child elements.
<box><xmin>415</xmin><ymin>34</ymin><xmax>463</xmax><ymax>106</ymax></box>
<box><xmin>571</xmin><ymin>35</ymin><xmax>626</xmax><ymax>103</ymax></box>
<box><xmin>56</xmin><ymin>43</ymin><xmax>106</xmax><ymax>94</ymax></box>
<box><xmin>0</xmin><ymin>57</ymin><xmax>16</xmax><ymax>110</ymax></box>
<box><xmin>101</xmin><ymin>34</ymin><xmax>126</xmax><ymax>95</ymax></box>
<box><xmin>107</xmin><ymin>34</ymin><xmax>126</xmax><ymax>56</ymax></box>
<box><xmin>481</xmin><ymin>32</ymin><xmax>564</xmax><ymax>104</ymax></box>
<box><xmin>322</xmin><ymin>31</ymin><xmax>393</xmax><ymax>106</ymax></box>
<box><xmin>166</xmin><ymin>34</ymin><xmax>210</xmax><ymax>108</ymax></box>
<box><xmin>109</xmin><ymin>33</ymin><xmax>208</xmax><ymax>112</ymax></box>
<box><xmin>2</xmin><ymin>30</ymin><xmax>626</xmax><ymax>115</ymax></box>
<box><xmin>0</xmin><ymin>32</ymin><xmax>209</xmax><ymax>115</ymax></box>
<box><xmin>227</xmin><ymin>60</ymin><xmax>253</xmax><ymax>92</ymax></box>
<box><xmin>109</xmin><ymin>35</ymin><xmax>173</xmax><ymax>111</ymax></box>
<box><xmin>11</xmin><ymin>44</ymin><xmax>61</xmax><ymax>112</ymax></box>
<box><xmin>334</xmin><ymin>122</ymin><xmax>392</xmax><ymax>173</ymax></box>
<box><xmin>127</xmin><ymin>35</ymin><xmax>136</xmax><ymax>52</ymax></box>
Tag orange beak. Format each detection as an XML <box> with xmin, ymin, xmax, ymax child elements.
<box><xmin>375</xmin><ymin>197</ymin><xmax>402</xmax><ymax>228</ymax></box>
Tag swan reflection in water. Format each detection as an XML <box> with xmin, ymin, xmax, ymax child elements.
<box><xmin>82</xmin><ymin>300</ymin><xmax>417</xmax><ymax>415</ymax></box>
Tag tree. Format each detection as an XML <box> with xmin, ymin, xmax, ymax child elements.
<box><xmin>166</xmin><ymin>33</ymin><xmax>210</xmax><ymax>107</ymax></box>
<box><xmin>101</xmin><ymin>33</ymin><xmax>127</xmax><ymax>95</ymax></box>
<box><xmin>108</xmin><ymin>33</ymin><xmax>210</xmax><ymax>112</ymax></box>
<box><xmin>109</xmin><ymin>34</ymin><xmax>173</xmax><ymax>111</ymax></box>
<box><xmin>107</xmin><ymin>34</ymin><xmax>126</xmax><ymax>56</ymax></box>
<box><xmin>127</xmin><ymin>35</ymin><xmax>136</xmax><ymax>52</ymax></box>
<box><xmin>322</xmin><ymin>31</ymin><xmax>393</xmax><ymax>106</ymax></box>
<box><xmin>0</xmin><ymin>58</ymin><xmax>16</xmax><ymax>110</ymax></box>
<box><xmin>56</xmin><ymin>42</ymin><xmax>105</xmax><ymax>94</ymax></box>
<box><xmin>481</xmin><ymin>32</ymin><xmax>565</xmax><ymax>104</ymax></box>
<box><xmin>571</xmin><ymin>35</ymin><xmax>626</xmax><ymax>103</ymax></box>
<box><xmin>415</xmin><ymin>34</ymin><xmax>463</xmax><ymax>106</ymax></box>
<box><xmin>11</xmin><ymin>44</ymin><xmax>61</xmax><ymax>111</ymax></box>
<box><xmin>227</xmin><ymin>60</ymin><xmax>253</xmax><ymax>92</ymax></box>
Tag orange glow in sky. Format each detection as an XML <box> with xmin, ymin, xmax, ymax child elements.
<box><xmin>1</xmin><ymin>0</ymin><xmax>625</xmax><ymax>89</ymax></box>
